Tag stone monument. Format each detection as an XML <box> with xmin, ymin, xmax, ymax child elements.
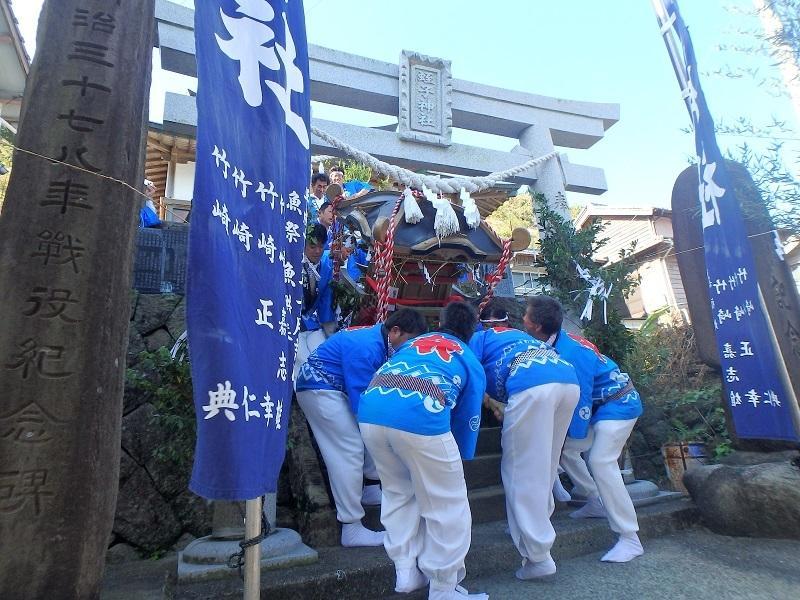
<box><xmin>0</xmin><ymin>1</ymin><xmax>154</xmax><ymax>598</ymax></box>
<box><xmin>671</xmin><ymin>162</ymin><xmax>800</xmax><ymax>448</ymax></box>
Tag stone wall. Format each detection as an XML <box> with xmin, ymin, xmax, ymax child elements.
<box><xmin>116</xmin><ymin>292</ymin><xmax>338</xmax><ymax>554</ymax></box>
<box><xmin>115</xmin><ymin>292</ymin><xmax>210</xmax><ymax>554</ymax></box>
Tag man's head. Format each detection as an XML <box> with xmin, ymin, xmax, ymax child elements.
<box><xmin>144</xmin><ymin>179</ymin><xmax>156</xmax><ymax>198</ymax></box>
<box><xmin>304</xmin><ymin>223</ymin><xmax>327</xmax><ymax>264</ymax></box>
<box><xmin>384</xmin><ymin>308</ymin><xmax>427</xmax><ymax>349</ymax></box>
<box><xmin>329</xmin><ymin>165</ymin><xmax>345</xmax><ymax>186</ymax></box>
<box><xmin>439</xmin><ymin>302</ymin><xmax>478</xmax><ymax>343</ymax></box>
<box><xmin>311</xmin><ymin>173</ymin><xmax>329</xmax><ymax>199</ymax></box>
<box><xmin>524</xmin><ymin>295</ymin><xmax>563</xmax><ymax>341</ymax></box>
<box><xmin>318</xmin><ymin>201</ymin><xmax>334</xmax><ymax>228</ymax></box>
<box><xmin>479</xmin><ymin>299</ymin><xmax>509</xmax><ymax>330</ymax></box>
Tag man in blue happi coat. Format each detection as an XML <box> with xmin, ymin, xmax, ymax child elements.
<box><xmin>525</xmin><ymin>295</ymin><xmax>644</xmax><ymax>564</ymax></box>
<box><xmin>293</xmin><ymin>224</ymin><xmax>336</xmax><ymax>380</ymax></box>
<box><xmin>470</xmin><ymin>300</ymin><xmax>579</xmax><ymax>580</ymax></box>
<box><xmin>295</xmin><ymin>308</ymin><xmax>427</xmax><ymax>547</ymax></box>
<box><xmin>359</xmin><ymin>302</ymin><xmax>488</xmax><ymax>599</ymax></box>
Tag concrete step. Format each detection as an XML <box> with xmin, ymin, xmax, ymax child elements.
<box><xmin>462</xmin><ymin>454</ymin><xmax>502</xmax><ymax>490</ymax></box>
<box><xmin>467</xmin><ymin>485</ymin><xmax>507</xmax><ymax>524</ymax></box>
<box><xmin>475</xmin><ymin>427</ymin><xmax>502</xmax><ymax>456</ymax></box>
<box><xmin>165</xmin><ymin>498</ymin><xmax>698</xmax><ymax>599</ymax></box>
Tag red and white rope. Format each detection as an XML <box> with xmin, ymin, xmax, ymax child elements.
<box><xmin>374</xmin><ymin>194</ymin><xmax>404</xmax><ymax>322</ymax></box>
<box><xmin>479</xmin><ymin>239</ymin><xmax>513</xmax><ymax>313</ymax></box>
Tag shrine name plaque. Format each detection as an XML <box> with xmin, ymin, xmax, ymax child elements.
<box><xmin>399</xmin><ymin>50</ymin><xmax>452</xmax><ymax>147</ymax></box>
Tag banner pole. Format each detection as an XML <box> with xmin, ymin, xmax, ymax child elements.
<box><xmin>243</xmin><ymin>497</ymin><xmax>262</xmax><ymax>600</ymax></box>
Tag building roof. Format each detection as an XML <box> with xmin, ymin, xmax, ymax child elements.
<box><xmin>573</xmin><ymin>202</ymin><xmax>672</xmax><ymax>229</ymax></box>
<box><xmin>0</xmin><ymin>0</ymin><xmax>30</xmax><ymax>129</ymax></box>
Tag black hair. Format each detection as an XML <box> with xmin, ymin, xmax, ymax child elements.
<box><xmin>306</xmin><ymin>223</ymin><xmax>327</xmax><ymax>246</ymax></box>
<box><xmin>319</xmin><ymin>201</ymin><xmax>333</xmax><ymax>213</ymax></box>
<box><xmin>479</xmin><ymin>299</ymin><xmax>509</xmax><ymax>322</ymax></box>
<box><xmin>439</xmin><ymin>302</ymin><xmax>478</xmax><ymax>343</ymax></box>
<box><xmin>329</xmin><ymin>165</ymin><xmax>345</xmax><ymax>174</ymax></box>
<box><xmin>526</xmin><ymin>295</ymin><xmax>563</xmax><ymax>335</ymax></box>
<box><xmin>384</xmin><ymin>308</ymin><xmax>427</xmax><ymax>337</ymax></box>
<box><xmin>311</xmin><ymin>173</ymin><xmax>329</xmax><ymax>185</ymax></box>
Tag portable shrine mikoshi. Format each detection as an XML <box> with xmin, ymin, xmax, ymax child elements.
<box><xmin>332</xmin><ymin>186</ymin><xmax>531</xmax><ymax>324</ymax></box>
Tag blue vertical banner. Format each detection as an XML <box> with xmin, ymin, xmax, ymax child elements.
<box><xmin>659</xmin><ymin>1</ymin><xmax>798</xmax><ymax>441</ymax></box>
<box><xmin>187</xmin><ymin>0</ymin><xmax>311</xmax><ymax>499</ymax></box>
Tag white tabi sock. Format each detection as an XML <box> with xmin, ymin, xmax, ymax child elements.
<box><xmin>361</xmin><ymin>484</ymin><xmax>383</xmax><ymax>506</ymax></box>
<box><xmin>428</xmin><ymin>584</ymin><xmax>489</xmax><ymax>599</ymax></box>
<box><xmin>395</xmin><ymin>566</ymin><xmax>428</xmax><ymax>593</ymax></box>
<box><xmin>341</xmin><ymin>521</ymin><xmax>385</xmax><ymax>547</ymax></box>
<box><xmin>515</xmin><ymin>555</ymin><xmax>557</xmax><ymax>580</ymax></box>
<box><xmin>601</xmin><ymin>532</ymin><xmax>644</xmax><ymax>563</ymax></box>
<box><xmin>569</xmin><ymin>495</ymin><xmax>607</xmax><ymax>519</ymax></box>
<box><xmin>553</xmin><ymin>477</ymin><xmax>572</xmax><ymax>502</ymax></box>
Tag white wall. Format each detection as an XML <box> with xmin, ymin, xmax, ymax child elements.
<box><xmin>171</xmin><ymin>161</ymin><xmax>196</xmax><ymax>200</ymax></box>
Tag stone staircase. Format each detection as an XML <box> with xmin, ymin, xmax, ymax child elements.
<box><xmin>364</xmin><ymin>425</ymin><xmax>507</xmax><ymax>530</ymax></box>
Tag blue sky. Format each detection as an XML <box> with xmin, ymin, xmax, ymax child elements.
<box><xmin>12</xmin><ymin>0</ymin><xmax>799</xmax><ymax>208</ymax></box>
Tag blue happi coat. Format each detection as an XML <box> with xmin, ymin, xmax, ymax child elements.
<box><xmin>300</xmin><ymin>251</ymin><xmax>335</xmax><ymax>331</ymax></box>
<box><xmin>295</xmin><ymin>324</ymin><xmax>390</xmax><ymax>413</ymax></box>
<box><xmin>554</xmin><ymin>330</ymin><xmax>643</xmax><ymax>439</ymax></box>
<box><xmin>343</xmin><ymin>180</ymin><xmax>372</xmax><ymax>197</ymax></box>
<box><xmin>469</xmin><ymin>327</ymin><xmax>577</xmax><ymax>403</ymax></box>
<box><xmin>358</xmin><ymin>332</ymin><xmax>486</xmax><ymax>460</ymax></box>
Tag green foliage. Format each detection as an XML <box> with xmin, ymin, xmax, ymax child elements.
<box><xmin>126</xmin><ymin>348</ymin><xmax>195</xmax><ymax>470</ymax></box>
<box><xmin>532</xmin><ymin>192</ymin><xmax>639</xmax><ymax>365</ymax></box>
<box><xmin>486</xmin><ymin>192</ymin><xmax>537</xmax><ymax>244</ymax></box>
<box><xmin>342</xmin><ymin>159</ymin><xmax>372</xmax><ymax>183</ymax></box>
<box><xmin>626</xmin><ymin>318</ymin><xmax>731</xmax><ymax>458</ymax></box>
<box><xmin>0</xmin><ymin>128</ymin><xmax>14</xmax><ymax>211</ymax></box>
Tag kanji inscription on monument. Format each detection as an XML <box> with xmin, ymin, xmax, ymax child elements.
<box><xmin>398</xmin><ymin>50</ymin><xmax>452</xmax><ymax>146</ymax></box>
<box><xmin>0</xmin><ymin>1</ymin><xmax>155</xmax><ymax>598</ymax></box>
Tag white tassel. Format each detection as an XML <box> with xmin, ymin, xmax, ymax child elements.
<box><xmin>423</xmin><ymin>185</ymin><xmax>459</xmax><ymax>241</ymax></box>
<box><xmin>460</xmin><ymin>187</ymin><xmax>481</xmax><ymax>229</ymax></box>
<box><xmin>402</xmin><ymin>187</ymin><xmax>424</xmax><ymax>224</ymax></box>
<box><xmin>318</xmin><ymin>162</ymin><xmax>325</xmax><ymax>173</ymax></box>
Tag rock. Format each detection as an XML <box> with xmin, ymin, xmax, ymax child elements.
<box><xmin>121</xmin><ymin>403</ymin><xmax>190</xmax><ymax>499</ymax></box>
<box><xmin>172</xmin><ymin>490</ymin><xmax>213</xmax><ymax>539</ymax></box>
<box><xmin>133</xmin><ymin>293</ymin><xmax>182</xmax><ymax>336</ymax></box>
<box><xmin>717</xmin><ymin>450</ymin><xmax>799</xmax><ymax>467</ymax></box>
<box><xmin>106</xmin><ymin>543</ymin><xmax>140</xmax><ymax>565</ymax></box>
<box><xmin>144</xmin><ymin>327</ymin><xmax>174</xmax><ymax>352</ymax></box>
<box><xmin>684</xmin><ymin>460</ymin><xmax>800</xmax><ymax>540</ymax></box>
<box><xmin>172</xmin><ymin>533</ymin><xmax>196</xmax><ymax>552</ymax></box>
<box><xmin>114</xmin><ymin>469</ymin><xmax>183</xmax><ymax>552</ymax></box>
<box><xmin>165</xmin><ymin>297</ymin><xmax>187</xmax><ymax>340</ymax></box>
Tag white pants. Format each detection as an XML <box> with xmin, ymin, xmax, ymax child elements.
<box><xmin>561</xmin><ymin>418</ymin><xmax>640</xmax><ymax>534</ymax></box>
<box><xmin>296</xmin><ymin>389</ymin><xmax>377</xmax><ymax>523</ymax></box>
<box><xmin>293</xmin><ymin>328</ymin><xmax>327</xmax><ymax>381</ymax></box>
<box><xmin>360</xmin><ymin>424</ymin><xmax>471</xmax><ymax>590</ymax></box>
<box><xmin>502</xmin><ymin>383</ymin><xmax>580</xmax><ymax>562</ymax></box>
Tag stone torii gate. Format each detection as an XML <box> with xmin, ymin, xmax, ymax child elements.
<box><xmin>152</xmin><ymin>0</ymin><xmax>619</xmax><ymax>212</ymax></box>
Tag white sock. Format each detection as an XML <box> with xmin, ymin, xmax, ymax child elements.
<box><xmin>361</xmin><ymin>484</ymin><xmax>382</xmax><ymax>506</ymax></box>
<box><xmin>428</xmin><ymin>585</ymin><xmax>489</xmax><ymax>599</ymax></box>
<box><xmin>601</xmin><ymin>532</ymin><xmax>643</xmax><ymax>563</ymax></box>
<box><xmin>553</xmin><ymin>477</ymin><xmax>572</xmax><ymax>502</ymax></box>
<box><xmin>395</xmin><ymin>566</ymin><xmax>428</xmax><ymax>593</ymax></box>
<box><xmin>341</xmin><ymin>521</ymin><xmax>385</xmax><ymax>547</ymax></box>
<box><xmin>515</xmin><ymin>555</ymin><xmax>557</xmax><ymax>580</ymax></box>
<box><xmin>569</xmin><ymin>495</ymin><xmax>607</xmax><ymax>519</ymax></box>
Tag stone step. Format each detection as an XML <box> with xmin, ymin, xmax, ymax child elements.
<box><xmin>462</xmin><ymin>453</ymin><xmax>502</xmax><ymax>490</ymax></box>
<box><xmin>166</xmin><ymin>498</ymin><xmax>698</xmax><ymax>599</ymax></box>
<box><xmin>467</xmin><ymin>485</ymin><xmax>507</xmax><ymax>524</ymax></box>
<box><xmin>475</xmin><ymin>426</ymin><xmax>502</xmax><ymax>456</ymax></box>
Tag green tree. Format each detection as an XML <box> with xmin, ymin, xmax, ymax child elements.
<box><xmin>704</xmin><ymin>1</ymin><xmax>800</xmax><ymax>242</ymax></box>
<box><xmin>533</xmin><ymin>192</ymin><xmax>640</xmax><ymax>366</ymax></box>
<box><xmin>486</xmin><ymin>192</ymin><xmax>537</xmax><ymax>246</ymax></box>
<box><xmin>0</xmin><ymin>128</ymin><xmax>14</xmax><ymax>212</ymax></box>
